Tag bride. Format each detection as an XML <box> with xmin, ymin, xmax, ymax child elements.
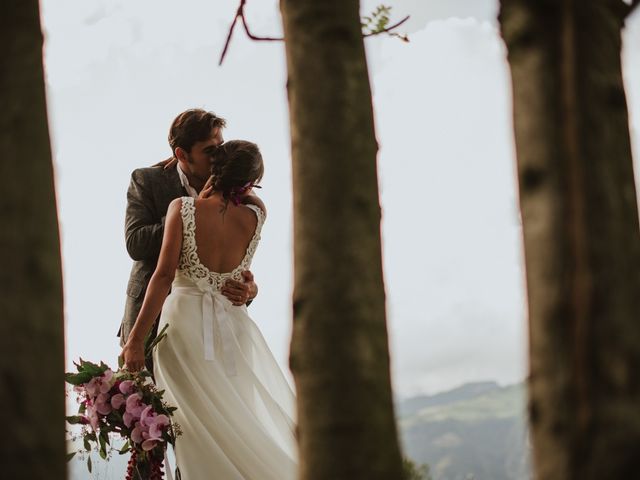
<box><xmin>121</xmin><ymin>140</ymin><xmax>297</xmax><ymax>480</ymax></box>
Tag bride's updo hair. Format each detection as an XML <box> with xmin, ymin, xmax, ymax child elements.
<box><xmin>210</xmin><ymin>140</ymin><xmax>264</xmax><ymax>203</ymax></box>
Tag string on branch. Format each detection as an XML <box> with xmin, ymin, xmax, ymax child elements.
<box><xmin>219</xmin><ymin>1</ymin><xmax>409</xmax><ymax>65</ymax></box>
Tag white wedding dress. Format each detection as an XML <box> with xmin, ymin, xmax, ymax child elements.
<box><xmin>153</xmin><ymin>197</ymin><xmax>298</xmax><ymax>480</ymax></box>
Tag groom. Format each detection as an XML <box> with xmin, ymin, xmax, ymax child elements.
<box><xmin>118</xmin><ymin>109</ymin><xmax>259</xmax><ymax>364</ymax></box>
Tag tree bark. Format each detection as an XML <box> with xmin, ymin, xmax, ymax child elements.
<box><xmin>280</xmin><ymin>1</ymin><xmax>404</xmax><ymax>479</ymax></box>
<box><xmin>0</xmin><ymin>1</ymin><xmax>66</xmax><ymax>479</ymax></box>
<box><xmin>499</xmin><ymin>1</ymin><xmax>640</xmax><ymax>478</ymax></box>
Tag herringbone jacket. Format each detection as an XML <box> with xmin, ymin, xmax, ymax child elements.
<box><xmin>118</xmin><ymin>165</ymin><xmax>187</xmax><ymax>346</ymax></box>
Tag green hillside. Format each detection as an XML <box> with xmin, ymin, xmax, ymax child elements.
<box><xmin>67</xmin><ymin>381</ymin><xmax>531</xmax><ymax>479</ymax></box>
<box><xmin>397</xmin><ymin>382</ymin><xmax>531</xmax><ymax>480</ymax></box>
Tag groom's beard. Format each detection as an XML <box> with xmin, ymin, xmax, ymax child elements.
<box><xmin>185</xmin><ymin>156</ymin><xmax>208</xmax><ymax>191</ymax></box>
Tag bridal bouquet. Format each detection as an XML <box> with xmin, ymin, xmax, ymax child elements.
<box><xmin>66</xmin><ymin>327</ymin><xmax>180</xmax><ymax>480</ymax></box>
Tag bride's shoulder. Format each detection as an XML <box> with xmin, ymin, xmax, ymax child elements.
<box><xmin>242</xmin><ymin>195</ymin><xmax>267</xmax><ymax>218</ymax></box>
<box><xmin>167</xmin><ymin>196</ymin><xmax>191</xmax><ymax>215</ymax></box>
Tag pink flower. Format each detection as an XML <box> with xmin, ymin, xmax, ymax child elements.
<box><xmin>142</xmin><ymin>439</ymin><xmax>158</xmax><ymax>451</ymax></box>
<box><xmin>110</xmin><ymin>393</ymin><xmax>125</xmax><ymax>410</ymax></box>
<box><xmin>131</xmin><ymin>421</ymin><xmax>145</xmax><ymax>443</ymax></box>
<box><xmin>148</xmin><ymin>414</ymin><xmax>170</xmax><ymax>439</ymax></box>
<box><xmin>85</xmin><ymin>370</ymin><xmax>116</xmax><ymax>398</ymax></box>
<box><xmin>138</xmin><ymin>406</ymin><xmax>169</xmax><ymax>444</ymax></box>
<box><xmin>99</xmin><ymin>370</ymin><xmax>114</xmax><ymax>393</ymax></box>
<box><xmin>119</xmin><ymin>380</ymin><xmax>135</xmax><ymax>395</ymax></box>
<box><xmin>85</xmin><ymin>404</ymin><xmax>100</xmax><ymax>432</ymax></box>
<box><xmin>139</xmin><ymin>405</ymin><xmax>154</xmax><ymax>426</ymax></box>
<box><xmin>128</xmin><ymin>405</ymin><xmax>169</xmax><ymax>451</ymax></box>
<box><xmin>123</xmin><ymin>393</ymin><xmax>146</xmax><ymax>428</ymax></box>
<box><xmin>85</xmin><ymin>377</ymin><xmax>100</xmax><ymax>397</ymax></box>
<box><xmin>95</xmin><ymin>393</ymin><xmax>112</xmax><ymax>415</ymax></box>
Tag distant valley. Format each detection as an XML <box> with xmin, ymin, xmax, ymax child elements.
<box><xmin>68</xmin><ymin>381</ymin><xmax>531</xmax><ymax>480</ymax></box>
<box><xmin>397</xmin><ymin>381</ymin><xmax>531</xmax><ymax>480</ymax></box>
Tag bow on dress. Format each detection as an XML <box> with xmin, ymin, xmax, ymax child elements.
<box><xmin>194</xmin><ymin>278</ymin><xmax>238</xmax><ymax>377</ymax></box>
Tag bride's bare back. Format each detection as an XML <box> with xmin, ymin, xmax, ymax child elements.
<box><xmin>192</xmin><ymin>196</ymin><xmax>263</xmax><ymax>273</ymax></box>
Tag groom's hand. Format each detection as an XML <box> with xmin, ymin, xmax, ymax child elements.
<box><xmin>222</xmin><ymin>271</ymin><xmax>258</xmax><ymax>306</ymax></box>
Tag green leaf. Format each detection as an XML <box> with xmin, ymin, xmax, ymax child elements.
<box><xmin>65</xmin><ymin>372</ymin><xmax>93</xmax><ymax>386</ymax></box>
<box><xmin>66</xmin><ymin>452</ymin><xmax>77</xmax><ymax>462</ymax></box>
<box><xmin>83</xmin><ymin>437</ymin><xmax>92</xmax><ymax>452</ymax></box>
<box><xmin>100</xmin><ymin>430</ymin><xmax>110</xmax><ymax>446</ymax></box>
<box><xmin>119</xmin><ymin>440</ymin><xmax>131</xmax><ymax>455</ymax></box>
<box><xmin>98</xmin><ymin>431</ymin><xmax>108</xmax><ymax>457</ymax></box>
<box><xmin>66</xmin><ymin>415</ymin><xmax>86</xmax><ymax>425</ymax></box>
<box><xmin>87</xmin><ymin>456</ymin><xmax>92</xmax><ymax>473</ymax></box>
<box><xmin>144</xmin><ymin>323</ymin><xmax>170</xmax><ymax>357</ymax></box>
<box><xmin>110</xmin><ymin>409</ymin><xmax>124</xmax><ymax>424</ymax></box>
<box><xmin>118</xmin><ymin>354</ymin><xmax>124</xmax><ymax>369</ymax></box>
<box><xmin>78</xmin><ymin>403</ymin><xmax>86</xmax><ymax>415</ymax></box>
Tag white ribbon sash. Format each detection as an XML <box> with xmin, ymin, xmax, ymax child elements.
<box><xmin>175</xmin><ymin>281</ymin><xmax>238</xmax><ymax>377</ymax></box>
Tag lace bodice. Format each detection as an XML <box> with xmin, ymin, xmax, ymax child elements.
<box><xmin>177</xmin><ymin>196</ymin><xmax>265</xmax><ymax>290</ymax></box>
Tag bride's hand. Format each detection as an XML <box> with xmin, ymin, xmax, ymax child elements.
<box><xmin>121</xmin><ymin>340</ymin><xmax>145</xmax><ymax>372</ymax></box>
<box><xmin>198</xmin><ymin>176</ymin><xmax>214</xmax><ymax>199</ymax></box>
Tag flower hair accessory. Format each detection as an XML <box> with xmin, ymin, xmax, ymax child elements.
<box><xmin>229</xmin><ymin>182</ymin><xmax>261</xmax><ymax>206</ymax></box>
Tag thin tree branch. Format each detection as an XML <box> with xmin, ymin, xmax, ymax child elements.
<box><xmin>240</xmin><ymin>13</ymin><xmax>283</xmax><ymax>42</ymax></box>
<box><xmin>218</xmin><ymin>5</ymin><xmax>242</xmax><ymax>66</ymax></box>
<box><xmin>219</xmin><ymin>0</ymin><xmax>410</xmax><ymax>65</ymax></box>
<box><xmin>218</xmin><ymin>0</ymin><xmax>283</xmax><ymax>65</ymax></box>
<box><xmin>363</xmin><ymin>15</ymin><xmax>410</xmax><ymax>37</ymax></box>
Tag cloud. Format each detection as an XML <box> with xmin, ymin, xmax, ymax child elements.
<box><xmin>42</xmin><ymin>0</ymin><xmax>640</xmax><ymax>398</ymax></box>
<box><xmin>371</xmin><ymin>18</ymin><xmax>527</xmax><ymax>396</ymax></box>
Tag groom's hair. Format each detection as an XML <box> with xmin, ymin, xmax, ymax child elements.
<box><xmin>168</xmin><ymin>109</ymin><xmax>227</xmax><ymax>155</ymax></box>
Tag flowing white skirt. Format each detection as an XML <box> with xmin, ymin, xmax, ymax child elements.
<box><xmin>153</xmin><ymin>274</ymin><xmax>298</xmax><ymax>480</ymax></box>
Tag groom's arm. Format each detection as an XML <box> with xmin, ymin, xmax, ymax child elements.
<box><xmin>125</xmin><ymin>169</ymin><xmax>164</xmax><ymax>261</ymax></box>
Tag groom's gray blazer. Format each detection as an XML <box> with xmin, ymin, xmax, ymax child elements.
<box><xmin>118</xmin><ymin>165</ymin><xmax>187</xmax><ymax>347</ymax></box>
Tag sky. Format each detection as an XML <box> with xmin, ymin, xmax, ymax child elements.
<box><xmin>40</xmin><ymin>0</ymin><xmax>640</xmax><ymax>399</ymax></box>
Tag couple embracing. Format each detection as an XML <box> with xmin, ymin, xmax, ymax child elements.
<box><xmin>118</xmin><ymin>109</ymin><xmax>297</xmax><ymax>480</ymax></box>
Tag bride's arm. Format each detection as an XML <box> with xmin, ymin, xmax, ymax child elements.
<box><xmin>121</xmin><ymin>198</ymin><xmax>183</xmax><ymax>371</ymax></box>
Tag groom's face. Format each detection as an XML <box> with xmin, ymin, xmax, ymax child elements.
<box><xmin>185</xmin><ymin>127</ymin><xmax>224</xmax><ymax>182</ymax></box>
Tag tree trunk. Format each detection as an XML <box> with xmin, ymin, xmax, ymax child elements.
<box><xmin>499</xmin><ymin>1</ymin><xmax>640</xmax><ymax>478</ymax></box>
<box><xmin>0</xmin><ymin>1</ymin><xmax>66</xmax><ymax>479</ymax></box>
<box><xmin>279</xmin><ymin>1</ymin><xmax>404</xmax><ymax>479</ymax></box>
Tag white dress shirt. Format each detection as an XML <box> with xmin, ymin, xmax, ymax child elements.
<box><xmin>176</xmin><ymin>164</ymin><xmax>199</xmax><ymax>199</ymax></box>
